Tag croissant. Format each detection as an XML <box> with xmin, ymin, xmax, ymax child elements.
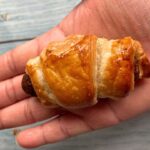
<box><xmin>22</xmin><ymin>35</ymin><xmax>150</xmax><ymax>109</ymax></box>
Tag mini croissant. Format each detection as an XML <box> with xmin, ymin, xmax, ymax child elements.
<box><xmin>22</xmin><ymin>35</ymin><xmax>150</xmax><ymax>109</ymax></box>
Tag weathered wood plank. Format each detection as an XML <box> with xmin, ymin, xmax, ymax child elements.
<box><xmin>0</xmin><ymin>0</ymin><xmax>80</xmax><ymax>42</ymax></box>
<box><xmin>1</xmin><ymin>1</ymin><xmax>150</xmax><ymax>150</ymax></box>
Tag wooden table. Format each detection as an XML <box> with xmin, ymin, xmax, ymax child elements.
<box><xmin>0</xmin><ymin>0</ymin><xmax>150</xmax><ymax>149</ymax></box>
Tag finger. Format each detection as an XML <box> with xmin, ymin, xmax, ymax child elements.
<box><xmin>16</xmin><ymin>97</ymin><xmax>130</xmax><ymax>149</ymax></box>
<box><xmin>0</xmin><ymin>74</ymin><xmax>29</xmax><ymax>108</ymax></box>
<box><xmin>16</xmin><ymin>96</ymin><xmax>124</xmax><ymax>148</ymax></box>
<box><xmin>16</xmin><ymin>113</ymin><xmax>92</xmax><ymax>148</ymax></box>
<box><xmin>0</xmin><ymin>26</ymin><xmax>65</xmax><ymax>81</ymax></box>
<box><xmin>0</xmin><ymin>97</ymin><xmax>61</xmax><ymax>129</ymax></box>
<box><xmin>0</xmin><ymin>40</ymin><xmax>40</xmax><ymax>81</ymax></box>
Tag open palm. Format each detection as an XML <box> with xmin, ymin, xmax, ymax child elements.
<box><xmin>0</xmin><ymin>0</ymin><xmax>150</xmax><ymax>148</ymax></box>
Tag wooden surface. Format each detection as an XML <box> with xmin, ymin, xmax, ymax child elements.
<box><xmin>0</xmin><ymin>0</ymin><xmax>150</xmax><ymax>150</ymax></box>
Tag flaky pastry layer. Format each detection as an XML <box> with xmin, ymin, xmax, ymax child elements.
<box><xmin>25</xmin><ymin>35</ymin><xmax>150</xmax><ymax>109</ymax></box>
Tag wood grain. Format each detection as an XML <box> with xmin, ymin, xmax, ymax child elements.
<box><xmin>0</xmin><ymin>0</ymin><xmax>80</xmax><ymax>51</ymax></box>
<box><xmin>0</xmin><ymin>0</ymin><xmax>150</xmax><ymax>150</ymax></box>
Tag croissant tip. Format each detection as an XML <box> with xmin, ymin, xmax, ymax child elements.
<box><xmin>22</xmin><ymin>73</ymin><xmax>37</xmax><ymax>96</ymax></box>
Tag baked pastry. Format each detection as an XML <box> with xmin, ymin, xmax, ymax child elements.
<box><xmin>22</xmin><ymin>35</ymin><xmax>150</xmax><ymax>109</ymax></box>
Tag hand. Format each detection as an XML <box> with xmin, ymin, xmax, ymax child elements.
<box><xmin>0</xmin><ymin>0</ymin><xmax>150</xmax><ymax>148</ymax></box>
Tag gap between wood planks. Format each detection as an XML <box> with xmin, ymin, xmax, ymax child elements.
<box><xmin>0</xmin><ymin>38</ymin><xmax>33</xmax><ymax>44</ymax></box>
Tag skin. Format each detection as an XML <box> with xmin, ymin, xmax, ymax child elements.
<box><xmin>0</xmin><ymin>0</ymin><xmax>150</xmax><ymax>148</ymax></box>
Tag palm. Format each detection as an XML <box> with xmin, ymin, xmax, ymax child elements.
<box><xmin>0</xmin><ymin>0</ymin><xmax>150</xmax><ymax>148</ymax></box>
<box><xmin>59</xmin><ymin>0</ymin><xmax>150</xmax><ymax>134</ymax></box>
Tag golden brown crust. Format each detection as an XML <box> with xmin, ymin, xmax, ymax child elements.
<box><xmin>26</xmin><ymin>57</ymin><xmax>58</xmax><ymax>107</ymax></box>
<box><xmin>97</xmin><ymin>37</ymin><xmax>135</xmax><ymax>99</ymax></box>
<box><xmin>40</xmin><ymin>35</ymin><xmax>97</xmax><ymax>108</ymax></box>
<box><xmin>133</xmin><ymin>40</ymin><xmax>150</xmax><ymax>78</ymax></box>
<box><xmin>97</xmin><ymin>37</ymin><xmax>150</xmax><ymax>99</ymax></box>
<box><xmin>23</xmin><ymin>35</ymin><xmax>150</xmax><ymax>109</ymax></box>
<box><xmin>111</xmin><ymin>37</ymin><xmax>135</xmax><ymax>97</ymax></box>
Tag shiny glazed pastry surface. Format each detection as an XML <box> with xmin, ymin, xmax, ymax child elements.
<box><xmin>22</xmin><ymin>35</ymin><xmax>150</xmax><ymax>109</ymax></box>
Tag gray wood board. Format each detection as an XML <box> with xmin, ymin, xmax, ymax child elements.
<box><xmin>0</xmin><ymin>0</ymin><xmax>150</xmax><ymax>150</ymax></box>
<box><xmin>0</xmin><ymin>0</ymin><xmax>80</xmax><ymax>42</ymax></box>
